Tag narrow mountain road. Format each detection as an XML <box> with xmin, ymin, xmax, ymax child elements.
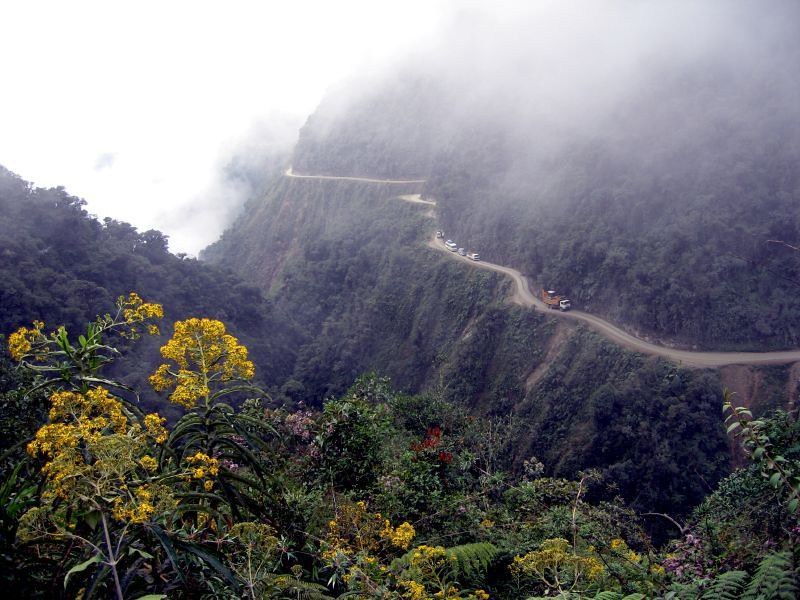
<box><xmin>284</xmin><ymin>167</ymin><xmax>800</xmax><ymax>368</ymax></box>
<box><xmin>285</xmin><ymin>167</ymin><xmax>426</xmax><ymax>184</ymax></box>
<box><xmin>429</xmin><ymin>237</ymin><xmax>800</xmax><ymax>368</ymax></box>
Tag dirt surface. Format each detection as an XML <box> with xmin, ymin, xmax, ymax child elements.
<box><xmin>285</xmin><ymin>167</ymin><xmax>426</xmax><ymax>184</ymax></box>
<box><xmin>429</xmin><ymin>236</ymin><xmax>800</xmax><ymax>368</ymax></box>
<box><xmin>396</xmin><ymin>193</ymin><xmax>436</xmax><ymax>206</ymax></box>
<box><xmin>525</xmin><ymin>320</ymin><xmax>572</xmax><ymax>391</ymax></box>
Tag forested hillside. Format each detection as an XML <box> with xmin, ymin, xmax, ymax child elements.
<box><xmin>287</xmin><ymin>5</ymin><xmax>800</xmax><ymax>350</ymax></box>
<box><xmin>0</xmin><ymin>166</ymin><xmax>296</xmax><ymax>418</ymax></box>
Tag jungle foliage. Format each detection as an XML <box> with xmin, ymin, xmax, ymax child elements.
<box><xmin>0</xmin><ymin>299</ymin><xmax>798</xmax><ymax>598</ymax></box>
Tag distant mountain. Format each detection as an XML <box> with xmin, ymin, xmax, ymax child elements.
<box><xmin>203</xmin><ymin>2</ymin><xmax>800</xmax><ymax>514</ymax></box>
<box><xmin>286</xmin><ymin>2</ymin><xmax>800</xmax><ymax>350</ymax></box>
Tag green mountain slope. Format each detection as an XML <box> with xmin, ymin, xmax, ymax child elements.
<box><xmin>0</xmin><ymin>166</ymin><xmax>297</xmax><ymax>419</ymax></box>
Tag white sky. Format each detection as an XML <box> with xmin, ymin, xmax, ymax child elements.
<box><xmin>0</xmin><ymin>0</ymin><xmax>450</xmax><ymax>254</ymax></box>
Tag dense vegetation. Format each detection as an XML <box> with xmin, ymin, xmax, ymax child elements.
<box><xmin>2</xmin><ymin>166</ymin><xmax>737</xmax><ymax>519</ymax></box>
<box><xmin>287</xmin><ymin>18</ymin><xmax>800</xmax><ymax>350</ymax></box>
<box><xmin>206</xmin><ymin>165</ymin><xmax>752</xmax><ymax>522</ymax></box>
<box><xmin>1</xmin><ymin>301</ymin><xmax>797</xmax><ymax>598</ymax></box>
<box><xmin>0</xmin><ymin>166</ymin><xmax>297</xmax><ymax>418</ymax></box>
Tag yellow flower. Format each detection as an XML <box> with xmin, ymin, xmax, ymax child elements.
<box><xmin>150</xmin><ymin>318</ymin><xmax>254</xmax><ymax>408</ymax></box>
<box><xmin>400</xmin><ymin>579</ymin><xmax>427</xmax><ymax>600</ymax></box>
<box><xmin>389</xmin><ymin>522</ymin><xmax>416</xmax><ymax>549</ymax></box>
<box><xmin>474</xmin><ymin>590</ymin><xmax>490</xmax><ymax>600</ymax></box>
<box><xmin>143</xmin><ymin>413</ymin><xmax>168</xmax><ymax>444</ymax></box>
<box><xmin>185</xmin><ymin>452</ymin><xmax>219</xmax><ymax>487</ymax></box>
<box><xmin>122</xmin><ymin>292</ymin><xmax>164</xmax><ymax>324</ymax></box>
<box><xmin>479</xmin><ymin>518</ymin><xmax>495</xmax><ymax>529</ymax></box>
<box><xmin>139</xmin><ymin>455</ymin><xmax>158</xmax><ymax>472</ymax></box>
<box><xmin>8</xmin><ymin>320</ymin><xmax>45</xmax><ymax>361</ymax></box>
<box><xmin>610</xmin><ymin>538</ymin><xmax>625</xmax><ymax>550</ymax></box>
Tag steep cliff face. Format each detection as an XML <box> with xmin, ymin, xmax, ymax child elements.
<box><xmin>203</xmin><ymin>165</ymin><xmax>745</xmax><ymax>515</ymax></box>
<box><xmin>276</xmin><ymin>5</ymin><xmax>800</xmax><ymax>350</ymax></box>
<box><xmin>201</xmin><ymin>3</ymin><xmax>800</xmax><ymax>513</ymax></box>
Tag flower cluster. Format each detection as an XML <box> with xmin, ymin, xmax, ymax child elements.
<box><xmin>411</xmin><ymin>426</ymin><xmax>454</xmax><ymax>464</ymax></box>
<box><xmin>112</xmin><ymin>485</ymin><xmax>156</xmax><ymax>523</ymax></box>
<box><xmin>149</xmin><ymin>318</ymin><xmax>255</xmax><ymax>409</ymax></box>
<box><xmin>143</xmin><ymin>413</ymin><xmax>169</xmax><ymax>444</ymax></box>
<box><xmin>7</xmin><ymin>319</ymin><xmax>46</xmax><ymax>361</ymax></box>
<box><xmin>409</xmin><ymin>544</ymin><xmax>455</xmax><ymax>572</ymax></box>
<box><xmin>27</xmin><ymin>388</ymin><xmax>131</xmax><ymax>495</ymax></box>
<box><xmin>322</xmin><ymin>500</ymin><xmax>417</xmax><ymax>594</ymax></box>
<box><xmin>185</xmin><ymin>452</ymin><xmax>220</xmax><ymax>491</ymax></box>
<box><xmin>26</xmin><ymin>387</ymin><xmax>173</xmax><ymax>525</ymax></box>
<box><xmin>510</xmin><ymin>538</ymin><xmax>604</xmax><ymax>592</ymax></box>
<box><xmin>662</xmin><ymin>534</ymin><xmax>713</xmax><ymax>582</ymax></box>
<box><xmin>121</xmin><ymin>292</ymin><xmax>164</xmax><ymax>336</ymax></box>
<box><xmin>387</xmin><ymin>521</ymin><xmax>416</xmax><ymax>550</ymax></box>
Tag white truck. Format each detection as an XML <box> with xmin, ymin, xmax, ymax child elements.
<box><xmin>467</xmin><ymin>252</ymin><xmax>480</xmax><ymax>261</ymax></box>
<box><xmin>541</xmin><ymin>289</ymin><xmax>572</xmax><ymax>311</ymax></box>
<box><xmin>445</xmin><ymin>240</ymin><xmax>458</xmax><ymax>251</ymax></box>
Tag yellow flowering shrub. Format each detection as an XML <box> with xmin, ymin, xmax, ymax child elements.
<box><xmin>23</xmin><ymin>386</ymin><xmax>175</xmax><ymax>530</ymax></box>
<box><xmin>143</xmin><ymin>413</ymin><xmax>169</xmax><ymax>444</ymax></box>
<box><xmin>121</xmin><ymin>292</ymin><xmax>164</xmax><ymax>337</ymax></box>
<box><xmin>510</xmin><ymin>538</ymin><xmax>604</xmax><ymax>594</ymax></box>
<box><xmin>324</xmin><ymin>500</ymin><xmax>416</xmax><ymax>559</ymax></box>
<box><xmin>321</xmin><ymin>500</ymin><xmax>417</xmax><ymax>594</ymax></box>
<box><xmin>7</xmin><ymin>319</ymin><xmax>45</xmax><ymax>361</ymax></box>
<box><xmin>149</xmin><ymin>318</ymin><xmax>255</xmax><ymax>409</ymax></box>
<box><xmin>185</xmin><ymin>452</ymin><xmax>220</xmax><ymax>491</ymax></box>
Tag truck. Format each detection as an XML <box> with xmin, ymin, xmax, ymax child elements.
<box><xmin>445</xmin><ymin>239</ymin><xmax>458</xmax><ymax>251</ymax></box>
<box><xmin>541</xmin><ymin>289</ymin><xmax>571</xmax><ymax>311</ymax></box>
<box><xmin>467</xmin><ymin>252</ymin><xmax>480</xmax><ymax>261</ymax></box>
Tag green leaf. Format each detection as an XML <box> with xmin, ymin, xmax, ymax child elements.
<box><xmin>788</xmin><ymin>498</ymin><xmax>799</xmax><ymax>513</ymax></box>
<box><xmin>726</xmin><ymin>422</ymin><xmax>741</xmax><ymax>434</ymax></box>
<box><xmin>133</xmin><ymin>595</ymin><xmax>167</xmax><ymax>600</ymax></box>
<box><xmin>150</xmin><ymin>525</ymin><xmax>186</xmax><ymax>585</ymax></box>
<box><xmin>64</xmin><ymin>554</ymin><xmax>102</xmax><ymax>588</ymax></box>
<box><xmin>128</xmin><ymin>546</ymin><xmax>154</xmax><ymax>559</ymax></box>
<box><xmin>769</xmin><ymin>472</ymin><xmax>781</xmax><ymax>487</ymax></box>
<box><xmin>84</xmin><ymin>510</ymin><xmax>100</xmax><ymax>530</ymax></box>
<box><xmin>752</xmin><ymin>447</ymin><xmax>765</xmax><ymax>459</ymax></box>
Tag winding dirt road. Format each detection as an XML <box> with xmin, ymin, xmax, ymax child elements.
<box><xmin>429</xmin><ymin>237</ymin><xmax>800</xmax><ymax>368</ymax></box>
<box><xmin>285</xmin><ymin>167</ymin><xmax>426</xmax><ymax>184</ymax></box>
<box><xmin>284</xmin><ymin>166</ymin><xmax>800</xmax><ymax>368</ymax></box>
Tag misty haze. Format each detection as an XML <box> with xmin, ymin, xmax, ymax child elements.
<box><xmin>1</xmin><ymin>1</ymin><xmax>800</xmax><ymax>598</ymax></box>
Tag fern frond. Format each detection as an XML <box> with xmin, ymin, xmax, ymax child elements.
<box><xmin>701</xmin><ymin>570</ymin><xmax>747</xmax><ymax>600</ymax></box>
<box><xmin>263</xmin><ymin>575</ymin><xmax>334</xmax><ymax>599</ymax></box>
<box><xmin>591</xmin><ymin>592</ymin><xmax>622</xmax><ymax>600</ymax></box>
<box><xmin>446</xmin><ymin>542</ymin><xmax>499</xmax><ymax>586</ymax></box>
<box><xmin>742</xmin><ymin>551</ymin><xmax>798</xmax><ymax>600</ymax></box>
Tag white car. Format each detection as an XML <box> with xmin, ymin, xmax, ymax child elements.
<box><xmin>445</xmin><ymin>240</ymin><xmax>457</xmax><ymax>251</ymax></box>
<box><xmin>458</xmin><ymin>248</ymin><xmax>466</xmax><ymax>256</ymax></box>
